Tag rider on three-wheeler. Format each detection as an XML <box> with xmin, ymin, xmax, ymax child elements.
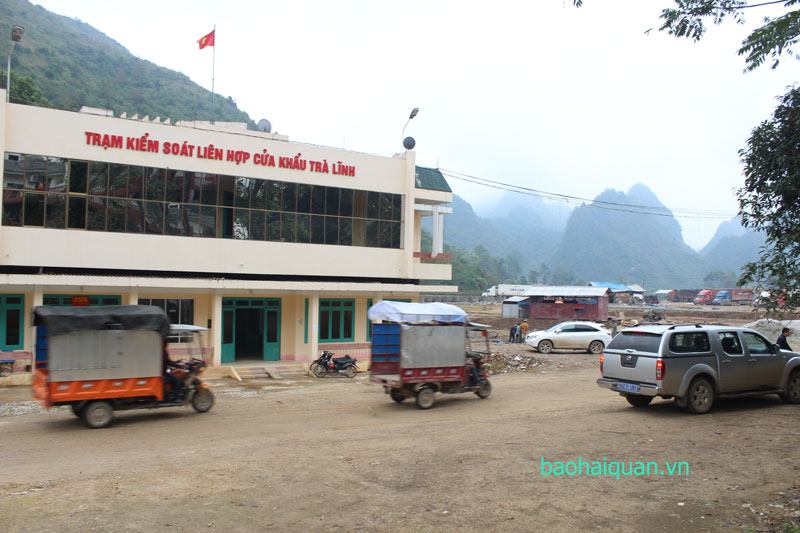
<box><xmin>368</xmin><ymin>301</ymin><xmax>492</xmax><ymax>409</ymax></box>
<box><xmin>32</xmin><ymin>305</ymin><xmax>214</xmax><ymax>428</ymax></box>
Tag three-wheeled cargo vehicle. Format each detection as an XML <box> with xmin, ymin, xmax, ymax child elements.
<box><xmin>368</xmin><ymin>301</ymin><xmax>492</xmax><ymax>409</ymax></box>
<box><xmin>32</xmin><ymin>305</ymin><xmax>214</xmax><ymax>428</ymax></box>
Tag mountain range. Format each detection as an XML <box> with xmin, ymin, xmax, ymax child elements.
<box><xmin>428</xmin><ymin>184</ymin><xmax>765</xmax><ymax>290</ymax></box>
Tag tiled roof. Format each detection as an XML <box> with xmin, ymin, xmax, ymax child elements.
<box><xmin>415</xmin><ymin>166</ymin><xmax>452</xmax><ymax>192</ymax></box>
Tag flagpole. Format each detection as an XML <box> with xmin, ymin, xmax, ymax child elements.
<box><xmin>211</xmin><ymin>25</ymin><xmax>216</xmax><ymax>122</ymax></box>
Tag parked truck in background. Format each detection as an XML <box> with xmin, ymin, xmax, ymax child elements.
<box><xmin>667</xmin><ymin>289</ymin><xmax>700</xmax><ymax>303</ymax></box>
<box><xmin>711</xmin><ymin>289</ymin><xmax>756</xmax><ymax>306</ymax></box>
<box><xmin>481</xmin><ymin>285</ymin><xmax>535</xmax><ymax>298</ymax></box>
<box><xmin>694</xmin><ymin>289</ymin><xmax>722</xmax><ymax>305</ymax></box>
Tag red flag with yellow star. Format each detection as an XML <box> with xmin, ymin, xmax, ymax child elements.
<box><xmin>198</xmin><ymin>30</ymin><xmax>215</xmax><ymax>49</ymax></box>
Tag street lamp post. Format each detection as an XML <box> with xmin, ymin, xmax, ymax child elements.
<box><xmin>401</xmin><ymin>107</ymin><xmax>419</xmax><ymax>150</ymax></box>
<box><xmin>6</xmin><ymin>25</ymin><xmax>24</xmax><ymax>104</ymax></box>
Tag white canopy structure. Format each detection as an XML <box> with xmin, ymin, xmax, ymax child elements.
<box><xmin>367</xmin><ymin>301</ymin><xmax>468</xmax><ymax>324</ymax></box>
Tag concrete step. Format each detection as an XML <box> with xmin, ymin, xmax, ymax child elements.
<box><xmin>265</xmin><ymin>364</ymin><xmax>308</xmax><ymax>379</ymax></box>
<box><xmin>235</xmin><ymin>367</ymin><xmax>271</xmax><ymax>379</ymax></box>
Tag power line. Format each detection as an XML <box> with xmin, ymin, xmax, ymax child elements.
<box><xmin>439</xmin><ymin>168</ymin><xmax>739</xmax><ymax>221</ymax></box>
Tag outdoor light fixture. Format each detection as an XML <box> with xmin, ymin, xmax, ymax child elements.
<box><xmin>6</xmin><ymin>25</ymin><xmax>24</xmax><ymax>103</ymax></box>
<box><xmin>401</xmin><ymin>107</ymin><xmax>419</xmax><ymax>151</ymax></box>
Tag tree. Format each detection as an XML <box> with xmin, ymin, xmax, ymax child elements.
<box><xmin>737</xmin><ymin>87</ymin><xmax>800</xmax><ymax>310</ymax></box>
<box><xmin>0</xmin><ymin>71</ymin><xmax>48</xmax><ymax>106</ymax></box>
<box><xmin>574</xmin><ymin>1</ymin><xmax>800</xmax><ymax>72</ymax></box>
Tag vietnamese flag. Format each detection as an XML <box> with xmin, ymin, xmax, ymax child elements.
<box><xmin>198</xmin><ymin>30</ymin><xmax>215</xmax><ymax>49</ymax></box>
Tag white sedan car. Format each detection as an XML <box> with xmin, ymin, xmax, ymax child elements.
<box><xmin>525</xmin><ymin>321</ymin><xmax>612</xmax><ymax>354</ymax></box>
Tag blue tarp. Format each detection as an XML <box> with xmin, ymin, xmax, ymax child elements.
<box><xmin>367</xmin><ymin>301</ymin><xmax>468</xmax><ymax>324</ymax></box>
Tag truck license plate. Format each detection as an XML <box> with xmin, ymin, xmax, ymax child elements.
<box><xmin>617</xmin><ymin>383</ymin><xmax>640</xmax><ymax>393</ymax></box>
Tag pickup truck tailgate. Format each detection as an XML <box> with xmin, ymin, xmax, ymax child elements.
<box><xmin>602</xmin><ymin>350</ymin><xmax>659</xmax><ymax>384</ymax></box>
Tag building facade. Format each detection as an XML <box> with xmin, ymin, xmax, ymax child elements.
<box><xmin>0</xmin><ymin>96</ymin><xmax>455</xmax><ymax>369</ymax></box>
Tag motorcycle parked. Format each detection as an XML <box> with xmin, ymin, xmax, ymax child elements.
<box><xmin>310</xmin><ymin>351</ymin><xmax>359</xmax><ymax>378</ymax></box>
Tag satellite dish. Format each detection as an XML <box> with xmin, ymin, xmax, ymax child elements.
<box><xmin>257</xmin><ymin>119</ymin><xmax>272</xmax><ymax>133</ymax></box>
<box><xmin>403</xmin><ymin>136</ymin><xmax>416</xmax><ymax>150</ymax></box>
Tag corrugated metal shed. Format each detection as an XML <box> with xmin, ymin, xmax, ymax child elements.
<box><xmin>523</xmin><ymin>286</ymin><xmax>611</xmax><ymax>298</ymax></box>
<box><xmin>502</xmin><ymin>296</ymin><xmax>530</xmax><ymax>303</ymax></box>
<box><xmin>589</xmin><ymin>281</ymin><xmax>631</xmax><ymax>292</ymax></box>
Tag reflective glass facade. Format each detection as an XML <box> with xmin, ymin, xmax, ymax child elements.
<box><xmin>2</xmin><ymin>153</ymin><xmax>404</xmax><ymax>248</ymax></box>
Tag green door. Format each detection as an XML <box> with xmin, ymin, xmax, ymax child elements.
<box><xmin>220</xmin><ymin>298</ymin><xmax>281</xmax><ymax>362</ymax></box>
<box><xmin>221</xmin><ymin>306</ymin><xmax>235</xmax><ymax>363</ymax></box>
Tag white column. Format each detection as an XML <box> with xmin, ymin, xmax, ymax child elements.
<box><xmin>309</xmin><ymin>293</ymin><xmax>320</xmax><ymax>360</ymax></box>
<box><xmin>211</xmin><ymin>292</ymin><xmax>222</xmax><ymax>366</ymax></box>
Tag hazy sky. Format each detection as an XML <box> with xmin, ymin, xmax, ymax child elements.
<box><xmin>30</xmin><ymin>0</ymin><xmax>798</xmax><ymax>249</ymax></box>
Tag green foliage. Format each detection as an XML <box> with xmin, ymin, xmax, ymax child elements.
<box><xmin>0</xmin><ymin>69</ymin><xmax>47</xmax><ymax>105</ymax></box>
<box><xmin>0</xmin><ymin>0</ymin><xmax>255</xmax><ymax>125</ymax></box>
<box><xmin>737</xmin><ymin>86</ymin><xmax>800</xmax><ymax>310</ymax></box>
<box><xmin>576</xmin><ymin>0</ymin><xmax>800</xmax><ymax>72</ymax></box>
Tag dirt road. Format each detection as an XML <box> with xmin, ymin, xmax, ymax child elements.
<box><xmin>2</xmin><ymin>367</ymin><xmax>799</xmax><ymax>532</ymax></box>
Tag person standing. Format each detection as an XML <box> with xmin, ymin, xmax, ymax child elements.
<box><xmin>777</xmin><ymin>327</ymin><xmax>792</xmax><ymax>351</ymax></box>
<box><xmin>520</xmin><ymin>320</ymin><xmax>530</xmax><ymax>342</ymax></box>
<box><xmin>509</xmin><ymin>324</ymin><xmax>517</xmax><ymax>343</ymax></box>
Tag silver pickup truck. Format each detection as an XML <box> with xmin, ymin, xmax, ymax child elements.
<box><xmin>597</xmin><ymin>324</ymin><xmax>800</xmax><ymax>414</ymax></box>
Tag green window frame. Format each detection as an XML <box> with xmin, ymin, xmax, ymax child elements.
<box><xmin>0</xmin><ymin>294</ymin><xmax>24</xmax><ymax>350</ymax></box>
<box><xmin>319</xmin><ymin>299</ymin><xmax>355</xmax><ymax>342</ymax></box>
<box><xmin>304</xmin><ymin>298</ymin><xmax>309</xmax><ymax>344</ymax></box>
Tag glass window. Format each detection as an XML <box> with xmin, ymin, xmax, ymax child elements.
<box><xmin>234</xmin><ymin>209</ymin><xmax>250</xmax><ymax>239</ymax></box>
<box><xmin>392</xmin><ymin>194</ymin><xmax>402</xmax><ymax>221</ymax></box>
<box><xmin>281</xmin><ymin>212</ymin><xmax>295</xmax><ymax>242</ymax></box>
<box><xmin>23</xmin><ymin>193</ymin><xmax>44</xmax><ymax>226</ymax></box>
<box><xmin>743</xmin><ymin>332</ymin><xmax>773</xmax><ymax>355</ymax></box>
<box><xmin>126</xmin><ymin>200</ymin><xmax>144</xmax><ymax>233</ymax></box>
<box><xmin>88</xmin><ymin>161</ymin><xmax>108</xmax><ymax>195</ymax></box>
<box><xmin>107</xmin><ymin>198</ymin><xmax>126</xmax><ymax>232</ymax></box>
<box><xmin>325</xmin><ymin>216</ymin><xmax>338</xmax><ymax>245</ymax></box>
<box><xmin>353</xmin><ymin>190</ymin><xmax>367</xmax><ymax>218</ymax></box>
<box><xmin>250</xmin><ymin>210</ymin><xmax>266</xmax><ymax>240</ymax></box>
<box><xmin>318</xmin><ymin>299</ymin><xmax>355</xmax><ymax>342</ymax></box>
<box><xmin>218</xmin><ymin>175</ymin><xmax>235</xmax><ymax>206</ymax></box>
<box><xmin>145</xmin><ymin>168</ymin><xmax>165</xmax><ymax>201</ymax></box>
<box><xmin>108</xmin><ymin>164</ymin><xmax>128</xmax><ymax>197</ymax></box>
<box><xmin>180</xmin><ymin>299</ymin><xmax>194</xmax><ymax>325</ymax></box>
<box><xmin>25</xmin><ymin>155</ymin><xmax>47</xmax><ymax>191</ymax></box>
<box><xmin>166</xmin><ymin>298</ymin><xmax>180</xmax><ymax>324</ymax></box>
<box><xmin>4</xmin><ymin>153</ymin><xmax>25</xmax><ymax>190</ymax></box>
<box><xmin>182</xmin><ymin>172</ymin><xmax>201</xmax><ymax>204</ymax></box>
<box><xmin>2</xmin><ymin>190</ymin><xmax>23</xmax><ymax>226</ymax></box>
<box><xmin>165</xmin><ymin>203</ymin><xmax>185</xmax><ymax>236</ymax></box>
<box><xmin>251</xmin><ymin>179</ymin><xmax>267</xmax><ymax>210</ymax></box>
<box><xmin>234</xmin><ymin>177</ymin><xmax>252</xmax><ymax>208</ymax></box>
<box><xmin>184</xmin><ymin>204</ymin><xmax>199</xmax><ymax>237</ymax></box>
<box><xmin>718</xmin><ymin>332</ymin><xmax>743</xmax><ymax>355</ymax></box>
<box><xmin>366</xmin><ymin>220</ymin><xmax>379</xmax><ymax>247</ymax></box>
<box><xmin>296</xmin><ymin>214</ymin><xmax>310</xmax><ymax>243</ymax></box>
<box><xmin>267</xmin><ymin>181</ymin><xmax>282</xmax><ymax>211</ymax></box>
<box><xmin>128</xmin><ymin>166</ymin><xmax>144</xmax><ymax>199</ymax></box>
<box><xmin>44</xmin><ymin>193</ymin><xmax>66</xmax><ymax>228</ymax></box>
<box><xmin>297</xmin><ymin>184</ymin><xmax>311</xmax><ymax>213</ymax></box>
<box><xmin>165</xmin><ymin>170</ymin><xmax>184</xmax><ymax>202</ymax></box>
<box><xmin>87</xmin><ymin>196</ymin><xmax>107</xmax><ymax>231</ymax></box>
<box><xmin>0</xmin><ymin>294</ymin><xmax>24</xmax><ymax>350</ymax></box>
<box><xmin>145</xmin><ymin>201</ymin><xmax>164</xmax><ymax>235</ymax></box>
<box><xmin>282</xmin><ymin>182</ymin><xmax>297</xmax><ymax>212</ymax></box>
<box><xmin>68</xmin><ymin>160</ymin><xmax>88</xmax><ymax>194</ymax></box>
<box><xmin>380</xmin><ymin>220</ymin><xmax>393</xmax><ymax>248</ymax></box>
<box><xmin>311</xmin><ymin>185</ymin><xmax>325</xmax><ymax>214</ymax></box>
<box><xmin>311</xmin><ymin>215</ymin><xmax>325</xmax><ymax>244</ymax></box>
<box><xmin>380</xmin><ymin>193</ymin><xmax>393</xmax><ymax>220</ymax></box>
<box><xmin>46</xmin><ymin>158</ymin><xmax>67</xmax><ymax>192</ymax></box>
<box><xmin>367</xmin><ymin>191</ymin><xmax>379</xmax><ymax>219</ymax></box>
<box><xmin>339</xmin><ymin>218</ymin><xmax>352</xmax><ymax>246</ymax></box>
<box><xmin>201</xmin><ymin>174</ymin><xmax>217</xmax><ymax>205</ymax></box>
<box><xmin>266</xmin><ymin>211</ymin><xmax>281</xmax><ymax>241</ymax></box>
<box><xmin>669</xmin><ymin>332</ymin><xmax>711</xmax><ymax>353</ymax></box>
<box><xmin>199</xmin><ymin>206</ymin><xmax>216</xmax><ymax>237</ymax></box>
<box><xmin>325</xmin><ymin>187</ymin><xmax>340</xmax><ymax>216</ymax></box>
<box><xmin>352</xmin><ymin>218</ymin><xmax>365</xmax><ymax>246</ymax></box>
<box><xmin>340</xmin><ymin>189</ymin><xmax>353</xmax><ymax>217</ymax></box>
<box><xmin>390</xmin><ymin>221</ymin><xmax>401</xmax><ymax>248</ymax></box>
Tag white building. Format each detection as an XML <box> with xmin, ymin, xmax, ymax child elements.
<box><xmin>0</xmin><ymin>95</ymin><xmax>456</xmax><ymax>369</ymax></box>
